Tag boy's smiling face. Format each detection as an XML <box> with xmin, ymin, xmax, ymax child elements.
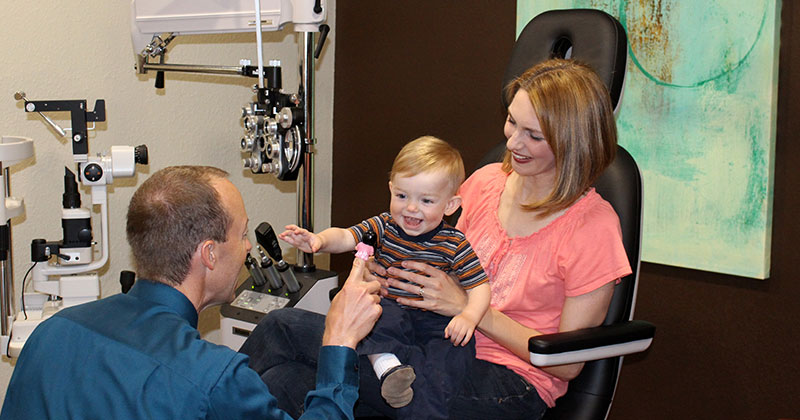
<box><xmin>388</xmin><ymin>170</ymin><xmax>461</xmax><ymax>237</ymax></box>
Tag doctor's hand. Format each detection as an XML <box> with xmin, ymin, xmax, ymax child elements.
<box><xmin>322</xmin><ymin>257</ymin><xmax>382</xmax><ymax>349</ymax></box>
<box><xmin>363</xmin><ymin>258</ymin><xmax>391</xmax><ymax>294</ymax></box>
<box><xmin>278</xmin><ymin>225</ymin><xmax>323</xmax><ymax>254</ymax></box>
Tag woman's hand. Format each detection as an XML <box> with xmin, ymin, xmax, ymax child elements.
<box><xmin>383</xmin><ymin>260</ymin><xmax>468</xmax><ymax>317</ymax></box>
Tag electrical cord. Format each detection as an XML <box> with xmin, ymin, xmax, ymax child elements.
<box><xmin>20</xmin><ymin>262</ymin><xmax>38</xmax><ymax>320</ymax></box>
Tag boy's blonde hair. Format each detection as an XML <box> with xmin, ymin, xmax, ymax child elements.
<box><xmin>390</xmin><ymin>136</ymin><xmax>466</xmax><ymax>196</ymax></box>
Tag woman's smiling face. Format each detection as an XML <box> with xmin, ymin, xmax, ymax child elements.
<box><xmin>504</xmin><ymin>90</ymin><xmax>556</xmax><ymax>181</ymax></box>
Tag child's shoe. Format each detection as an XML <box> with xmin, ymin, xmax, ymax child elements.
<box><xmin>380</xmin><ymin>364</ymin><xmax>416</xmax><ymax>408</ymax></box>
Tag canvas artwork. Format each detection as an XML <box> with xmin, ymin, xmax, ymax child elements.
<box><xmin>517</xmin><ymin>0</ymin><xmax>781</xmax><ymax>279</ymax></box>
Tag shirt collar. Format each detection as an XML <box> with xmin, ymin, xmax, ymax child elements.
<box><xmin>128</xmin><ymin>279</ymin><xmax>199</xmax><ymax>329</ymax></box>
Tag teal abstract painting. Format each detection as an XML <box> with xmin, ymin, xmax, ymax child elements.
<box><xmin>517</xmin><ymin>1</ymin><xmax>781</xmax><ymax>279</ymax></box>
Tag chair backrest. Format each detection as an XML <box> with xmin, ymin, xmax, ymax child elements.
<box><xmin>503</xmin><ymin>9</ymin><xmax>627</xmax><ymax>112</ymax></box>
<box><xmin>480</xmin><ymin>9</ymin><xmax>642</xmax><ymax>420</ymax></box>
<box><xmin>546</xmin><ymin>145</ymin><xmax>641</xmax><ymax>420</ymax></box>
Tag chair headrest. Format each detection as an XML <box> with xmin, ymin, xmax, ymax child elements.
<box><xmin>502</xmin><ymin>9</ymin><xmax>627</xmax><ymax>110</ymax></box>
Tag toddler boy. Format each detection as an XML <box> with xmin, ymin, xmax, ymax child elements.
<box><xmin>280</xmin><ymin>136</ymin><xmax>489</xmax><ymax>419</ymax></box>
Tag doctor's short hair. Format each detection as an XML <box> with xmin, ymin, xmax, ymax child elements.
<box><xmin>389</xmin><ymin>136</ymin><xmax>466</xmax><ymax>196</ymax></box>
<box><xmin>502</xmin><ymin>58</ymin><xmax>618</xmax><ymax>216</ymax></box>
<box><xmin>126</xmin><ymin>166</ymin><xmax>231</xmax><ymax>286</ymax></box>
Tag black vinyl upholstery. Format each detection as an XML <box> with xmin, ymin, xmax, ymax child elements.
<box><xmin>502</xmin><ymin>8</ymin><xmax>628</xmax><ymax>110</ymax></box>
<box><xmin>540</xmin><ymin>144</ymin><xmax>644</xmax><ymax>420</ymax></box>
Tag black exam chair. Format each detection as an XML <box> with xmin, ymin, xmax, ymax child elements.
<box><xmin>473</xmin><ymin>9</ymin><xmax>655</xmax><ymax>420</ymax></box>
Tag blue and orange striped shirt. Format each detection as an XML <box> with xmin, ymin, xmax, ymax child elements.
<box><xmin>348</xmin><ymin>212</ymin><xmax>488</xmax><ymax>299</ymax></box>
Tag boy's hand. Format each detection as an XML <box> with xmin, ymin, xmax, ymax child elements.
<box><xmin>444</xmin><ymin>313</ymin><xmax>478</xmax><ymax>347</ymax></box>
<box><xmin>278</xmin><ymin>224</ymin><xmax>323</xmax><ymax>253</ymax></box>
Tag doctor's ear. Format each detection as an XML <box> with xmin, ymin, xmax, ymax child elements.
<box><xmin>200</xmin><ymin>240</ymin><xmax>216</xmax><ymax>268</ymax></box>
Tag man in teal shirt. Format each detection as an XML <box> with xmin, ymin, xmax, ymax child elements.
<box><xmin>1</xmin><ymin>166</ymin><xmax>382</xmax><ymax>420</ymax></box>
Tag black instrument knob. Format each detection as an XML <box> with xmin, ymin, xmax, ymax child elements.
<box><xmin>134</xmin><ymin>145</ymin><xmax>148</xmax><ymax>165</ymax></box>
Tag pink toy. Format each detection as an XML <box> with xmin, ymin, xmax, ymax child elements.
<box><xmin>355</xmin><ymin>242</ymin><xmax>374</xmax><ymax>260</ymax></box>
<box><xmin>354</xmin><ymin>231</ymin><xmax>378</xmax><ymax>260</ymax></box>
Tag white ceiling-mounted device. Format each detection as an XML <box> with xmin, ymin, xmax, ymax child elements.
<box><xmin>130</xmin><ymin>0</ymin><xmax>329</xmax><ymax>272</ymax></box>
<box><xmin>131</xmin><ymin>0</ymin><xmax>325</xmax><ymax>50</ymax></box>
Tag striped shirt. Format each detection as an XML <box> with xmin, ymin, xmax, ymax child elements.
<box><xmin>348</xmin><ymin>212</ymin><xmax>488</xmax><ymax>299</ymax></box>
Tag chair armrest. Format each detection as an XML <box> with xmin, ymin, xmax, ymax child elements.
<box><xmin>529</xmin><ymin>320</ymin><xmax>655</xmax><ymax>367</ymax></box>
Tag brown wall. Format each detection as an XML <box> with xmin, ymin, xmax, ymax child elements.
<box><xmin>331</xmin><ymin>3</ymin><xmax>800</xmax><ymax>419</ymax></box>
<box><xmin>330</xmin><ymin>1</ymin><xmax>517</xmax><ymax>273</ymax></box>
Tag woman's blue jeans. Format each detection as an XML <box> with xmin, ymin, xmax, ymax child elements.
<box><xmin>239</xmin><ymin>307</ymin><xmax>546</xmax><ymax>419</ymax></box>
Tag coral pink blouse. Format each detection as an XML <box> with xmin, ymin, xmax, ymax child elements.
<box><xmin>456</xmin><ymin>163</ymin><xmax>631</xmax><ymax>407</ymax></box>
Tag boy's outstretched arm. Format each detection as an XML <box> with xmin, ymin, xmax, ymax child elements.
<box><xmin>279</xmin><ymin>225</ymin><xmax>358</xmax><ymax>254</ymax></box>
<box><xmin>444</xmin><ymin>282</ymin><xmax>491</xmax><ymax>346</ymax></box>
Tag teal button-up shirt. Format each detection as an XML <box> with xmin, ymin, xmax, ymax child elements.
<box><xmin>1</xmin><ymin>279</ymin><xmax>359</xmax><ymax>420</ymax></box>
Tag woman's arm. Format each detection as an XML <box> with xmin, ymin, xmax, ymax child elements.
<box><xmin>478</xmin><ymin>281</ymin><xmax>615</xmax><ymax>381</ymax></box>
<box><xmin>542</xmin><ymin>281</ymin><xmax>614</xmax><ymax>379</ymax></box>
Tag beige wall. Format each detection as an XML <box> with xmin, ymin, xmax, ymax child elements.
<box><xmin>0</xmin><ymin>1</ymin><xmax>335</xmax><ymax>403</ymax></box>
